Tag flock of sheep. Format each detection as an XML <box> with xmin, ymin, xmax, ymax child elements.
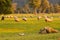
<box><xmin>1</xmin><ymin>15</ymin><xmax>59</xmax><ymax>34</ymax></box>
<box><xmin>1</xmin><ymin>15</ymin><xmax>53</xmax><ymax>22</ymax></box>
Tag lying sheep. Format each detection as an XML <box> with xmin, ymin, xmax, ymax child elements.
<box><xmin>39</xmin><ymin>27</ymin><xmax>58</xmax><ymax>34</ymax></box>
<box><xmin>44</xmin><ymin>27</ymin><xmax>58</xmax><ymax>33</ymax></box>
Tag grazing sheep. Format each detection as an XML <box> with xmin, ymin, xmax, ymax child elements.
<box><xmin>5</xmin><ymin>16</ymin><xmax>10</xmax><ymax>18</ymax></box>
<box><xmin>37</xmin><ymin>16</ymin><xmax>42</xmax><ymax>20</ymax></box>
<box><xmin>22</xmin><ymin>17</ymin><xmax>27</xmax><ymax>21</ymax></box>
<box><xmin>7</xmin><ymin>16</ymin><xmax>10</xmax><ymax>18</ymax></box>
<box><xmin>10</xmin><ymin>16</ymin><xmax>13</xmax><ymax>18</ymax></box>
<box><xmin>14</xmin><ymin>16</ymin><xmax>19</xmax><ymax>22</ymax></box>
<box><xmin>45</xmin><ymin>16</ymin><xmax>53</xmax><ymax>22</ymax></box>
<box><xmin>1</xmin><ymin>15</ymin><xmax>4</xmax><ymax>20</ymax></box>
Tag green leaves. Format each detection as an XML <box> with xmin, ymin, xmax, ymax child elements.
<box><xmin>0</xmin><ymin>0</ymin><xmax>12</xmax><ymax>14</ymax></box>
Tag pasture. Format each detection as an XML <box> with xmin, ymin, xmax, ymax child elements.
<box><xmin>0</xmin><ymin>14</ymin><xmax>60</xmax><ymax>40</ymax></box>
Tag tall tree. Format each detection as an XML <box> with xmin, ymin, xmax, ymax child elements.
<box><xmin>50</xmin><ymin>4</ymin><xmax>54</xmax><ymax>13</ymax></box>
<box><xmin>17</xmin><ymin>7</ymin><xmax>21</xmax><ymax>14</ymax></box>
<box><xmin>41</xmin><ymin>0</ymin><xmax>50</xmax><ymax>13</ymax></box>
<box><xmin>0</xmin><ymin>0</ymin><xmax>12</xmax><ymax>14</ymax></box>
<box><xmin>23</xmin><ymin>4</ymin><xmax>30</xmax><ymax>13</ymax></box>
<box><xmin>49</xmin><ymin>3</ymin><xmax>54</xmax><ymax>16</ymax></box>
<box><xmin>29</xmin><ymin>0</ymin><xmax>41</xmax><ymax>15</ymax></box>
<box><xmin>54</xmin><ymin>4</ymin><xmax>60</xmax><ymax>13</ymax></box>
<box><xmin>11</xmin><ymin>3</ymin><xmax>17</xmax><ymax>14</ymax></box>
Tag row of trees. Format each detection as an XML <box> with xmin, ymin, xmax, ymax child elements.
<box><xmin>0</xmin><ymin>0</ymin><xmax>60</xmax><ymax>14</ymax></box>
<box><xmin>17</xmin><ymin>0</ymin><xmax>60</xmax><ymax>14</ymax></box>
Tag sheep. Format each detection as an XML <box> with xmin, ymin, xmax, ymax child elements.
<box><xmin>39</xmin><ymin>27</ymin><xmax>58</xmax><ymax>34</ymax></box>
<box><xmin>45</xmin><ymin>16</ymin><xmax>53</xmax><ymax>22</ymax></box>
<box><xmin>5</xmin><ymin>16</ymin><xmax>13</xmax><ymax>18</ymax></box>
<box><xmin>22</xmin><ymin>17</ymin><xmax>27</xmax><ymax>21</ymax></box>
<box><xmin>18</xmin><ymin>33</ymin><xmax>25</xmax><ymax>36</ymax></box>
<box><xmin>37</xmin><ymin>16</ymin><xmax>42</xmax><ymax>20</ymax></box>
<box><xmin>1</xmin><ymin>15</ymin><xmax>5</xmax><ymax>20</ymax></box>
<box><xmin>10</xmin><ymin>16</ymin><xmax>13</xmax><ymax>18</ymax></box>
<box><xmin>14</xmin><ymin>16</ymin><xmax>19</xmax><ymax>22</ymax></box>
<box><xmin>7</xmin><ymin>16</ymin><xmax>10</xmax><ymax>18</ymax></box>
<box><xmin>44</xmin><ymin>27</ymin><xmax>58</xmax><ymax>33</ymax></box>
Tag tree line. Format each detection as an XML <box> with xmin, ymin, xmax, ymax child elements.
<box><xmin>0</xmin><ymin>0</ymin><xmax>60</xmax><ymax>14</ymax></box>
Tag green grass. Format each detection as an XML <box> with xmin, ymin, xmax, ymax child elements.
<box><xmin>0</xmin><ymin>14</ymin><xmax>60</xmax><ymax>40</ymax></box>
<box><xmin>0</xmin><ymin>32</ymin><xmax>60</xmax><ymax>40</ymax></box>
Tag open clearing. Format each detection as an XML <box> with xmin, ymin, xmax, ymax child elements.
<box><xmin>0</xmin><ymin>14</ymin><xmax>60</xmax><ymax>40</ymax></box>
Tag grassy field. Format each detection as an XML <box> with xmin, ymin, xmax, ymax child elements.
<box><xmin>0</xmin><ymin>14</ymin><xmax>60</xmax><ymax>40</ymax></box>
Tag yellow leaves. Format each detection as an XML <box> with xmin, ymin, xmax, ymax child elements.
<box><xmin>33</xmin><ymin>0</ymin><xmax>41</xmax><ymax>7</ymax></box>
<box><xmin>42</xmin><ymin>0</ymin><xmax>50</xmax><ymax>8</ymax></box>
<box><xmin>29</xmin><ymin>0</ymin><xmax>41</xmax><ymax>7</ymax></box>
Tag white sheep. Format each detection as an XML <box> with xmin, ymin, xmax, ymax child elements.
<box><xmin>45</xmin><ymin>16</ymin><xmax>53</xmax><ymax>22</ymax></box>
<box><xmin>37</xmin><ymin>16</ymin><xmax>42</xmax><ymax>20</ymax></box>
<box><xmin>22</xmin><ymin>17</ymin><xmax>27</xmax><ymax>21</ymax></box>
<box><xmin>10</xmin><ymin>16</ymin><xmax>13</xmax><ymax>18</ymax></box>
<box><xmin>14</xmin><ymin>16</ymin><xmax>19</xmax><ymax>22</ymax></box>
<box><xmin>18</xmin><ymin>33</ymin><xmax>25</xmax><ymax>36</ymax></box>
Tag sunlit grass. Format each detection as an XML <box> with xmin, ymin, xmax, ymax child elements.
<box><xmin>0</xmin><ymin>14</ymin><xmax>60</xmax><ymax>40</ymax></box>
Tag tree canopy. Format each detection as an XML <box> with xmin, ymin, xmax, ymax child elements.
<box><xmin>29</xmin><ymin>0</ymin><xmax>41</xmax><ymax>14</ymax></box>
<box><xmin>0</xmin><ymin>0</ymin><xmax>12</xmax><ymax>14</ymax></box>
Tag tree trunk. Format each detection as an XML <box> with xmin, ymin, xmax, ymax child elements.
<box><xmin>33</xmin><ymin>8</ymin><xmax>37</xmax><ymax>15</ymax></box>
<box><xmin>18</xmin><ymin>11</ymin><xmax>20</xmax><ymax>14</ymax></box>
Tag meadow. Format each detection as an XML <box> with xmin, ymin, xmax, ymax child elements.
<box><xmin>0</xmin><ymin>13</ymin><xmax>60</xmax><ymax>40</ymax></box>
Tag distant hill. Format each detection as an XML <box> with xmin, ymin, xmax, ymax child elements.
<box><xmin>12</xmin><ymin>0</ymin><xmax>60</xmax><ymax>7</ymax></box>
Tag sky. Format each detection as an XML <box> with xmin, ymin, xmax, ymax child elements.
<box><xmin>12</xmin><ymin>0</ymin><xmax>28</xmax><ymax>7</ymax></box>
<box><xmin>12</xmin><ymin>0</ymin><xmax>60</xmax><ymax>7</ymax></box>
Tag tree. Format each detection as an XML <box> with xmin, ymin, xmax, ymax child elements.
<box><xmin>22</xmin><ymin>4</ymin><xmax>30</xmax><ymax>13</ymax></box>
<box><xmin>50</xmin><ymin>4</ymin><xmax>54</xmax><ymax>13</ymax></box>
<box><xmin>29</xmin><ymin>0</ymin><xmax>41</xmax><ymax>15</ymax></box>
<box><xmin>41</xmin><ymin>0</ymin><xmax>50</xmax><ymax>13</ymax></box>
<box><xmin>17</xmin><ymin>7</ymin><xmax>21</xmax><ymax>14</ymax></box>
<box><xmin>0</xmin><ymin>0</ymin><xmax>12</xmax><ymax>14</ymax></box>
<box><xmin>11</xmin><ymin>3</ymin><xmax>17</xmax><ymax>14</ymax></box>
<box><xmin>49</xmin><ymin>3</ymin><xmax>55</xmax><ymax>16</ymax></box>
<box><xmin>54</xmin><ymin>4</ymin><xmax>60</xmax><ymax>13</ymax></box>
